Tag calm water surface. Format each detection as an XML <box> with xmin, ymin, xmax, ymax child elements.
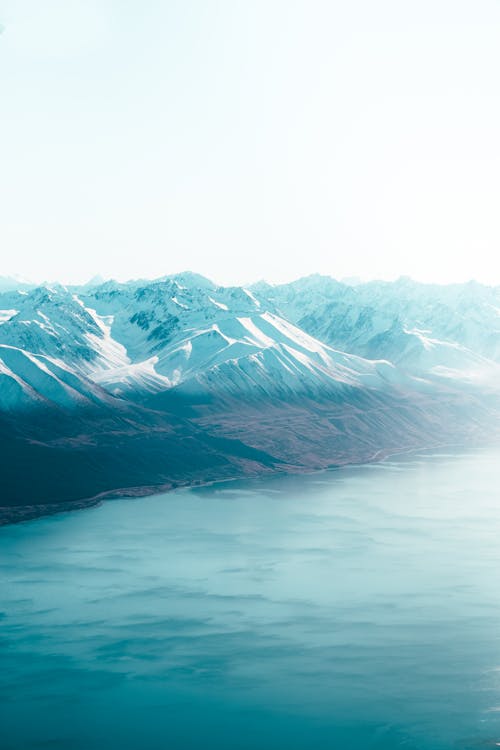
<box><xmin>2</xmin><ymin>449</ymin><xmax>500</xmax><ymax>749</ymax></box>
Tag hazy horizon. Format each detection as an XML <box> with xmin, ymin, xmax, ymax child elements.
<box><xmin>2</xmin><ymin>268</ymin><xmax>500</xmax><ymax>290</ymax></box>
<box><xmin>1</xmin><ymin>1</ymin><xmax>500</xmax><ymax>287</ymax></box>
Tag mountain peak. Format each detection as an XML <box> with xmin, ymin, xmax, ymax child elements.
<box><xmin>160</xmin><ymin>271</ymin><xmax>215</xmax><ymax>289</ymax></box>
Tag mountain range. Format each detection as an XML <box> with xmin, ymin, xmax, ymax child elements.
<box><xmin>1</xmin><ymin>272</ymin><xmax>499</xmax><ymax>524</ymax></box>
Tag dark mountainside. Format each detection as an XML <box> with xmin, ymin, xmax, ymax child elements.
<box><xmin>1</xmin><ymin>382</ymin><xmax>497</xmax><ymax>526</ymax></box>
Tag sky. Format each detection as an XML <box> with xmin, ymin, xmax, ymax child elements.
<box><xmin>1</xmin><ymin>0</ymin><xmax>499</xmax><ymax>287</ymax></box>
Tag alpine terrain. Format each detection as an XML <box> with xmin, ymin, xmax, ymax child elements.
<box><xmin>1</xmin><ymin>273</ymin><xmax>499</xmax><ymax>524</ymax></box>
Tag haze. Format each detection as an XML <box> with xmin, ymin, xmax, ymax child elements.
<box><xmin>1</xmin><ymin>0</ymin><xmax>499</xmax><ymax>286</ymax></box>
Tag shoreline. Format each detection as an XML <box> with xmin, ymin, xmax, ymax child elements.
<box><xmin>0</xmin><ymin>437</ymin><xmax>492</xmax><ymax>529</ymax></box>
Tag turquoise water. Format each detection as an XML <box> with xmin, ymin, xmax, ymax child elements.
<box><xmin>3</xmin><ymin>450</ymin><xmax>500</xmax><ymax>749</ymax></box>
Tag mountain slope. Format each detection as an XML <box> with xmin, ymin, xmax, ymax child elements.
<box><xmin>1</xmin><ymin>272</ymin><xmax>499</xmax><ymax>524</ymax></box>
<box><xmin>256</xmin><ymin>275</ymin><xmax>500</xmax><ymax>377</ymax></box>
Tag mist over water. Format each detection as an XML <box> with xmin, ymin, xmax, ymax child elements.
<box><xmin>2</xmin><ymin>450</ymin><xmax>500</xmax><ymax>749</ymax></box>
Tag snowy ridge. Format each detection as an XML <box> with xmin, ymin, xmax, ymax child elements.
<box><xmin>0</xmin><ymin>272</ymin><xmax>499</xmax><ymax>410</ymax></box>
<box><xmin>0</xmin><ymin>344</ymin><xmax>113</xmax><ymax>411</ymax></box>
<box><xmin>256</xmin><ymin>276</ymin><xmax>500</xmax><ymax>378</ymax></box>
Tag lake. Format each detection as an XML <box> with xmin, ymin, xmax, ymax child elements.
<box><xmin>2</xmin><ymin>449</ymin><xmax>500</xmax><ymax>749</ymax></box>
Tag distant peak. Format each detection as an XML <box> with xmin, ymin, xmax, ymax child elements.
<box><xmin>82</xmin><ymin>274</ymin><xmax>107</xmax><ymax>288</ymax></box>
<box><xmin>0</xmin><ymin>275</ymin><xmax>35</xmax><ymax>292</ymax></box>
<box><xmin>161</xmin><ymin>271</ymin><xmax>215</xmax><ymax>289</ymax></box>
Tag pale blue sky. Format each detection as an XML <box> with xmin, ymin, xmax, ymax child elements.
<box><xmin>1</xmin><ymin>1</ymin><xmax>499</xmax><ymax>286</ymax></box>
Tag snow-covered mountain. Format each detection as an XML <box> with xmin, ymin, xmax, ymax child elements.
<box><xmin>0</xmin><ymin>276</ymin><xmax>403</xmax><ymax>406</ymax></box>
<box><xmin>1</xmin><ymin>272</ymin><xmax>500</xmax><ymax>408</ymax></box>
<box><xmin>0</xmin><ymin>344</ymin><xmax>116</xmax><ymax>411</ymax></box>
<box><xmin>255</xmin><ymin>275</ymin><xmax>500</xmax><ymax>381</ymax></box>
<box><xmin>1</xmin><ymin>271</ymin><xmax>499</xmax><ymax>522</ymax></box>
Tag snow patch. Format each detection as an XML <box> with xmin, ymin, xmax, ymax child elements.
<box><xmin>0</xmin><ymin>309</ymin><xmax>18</xmax><ymax>324</ymax></box>
<box><xmin>73</xmin><ymin>294</ymin><xmax>131</xmax><ymax>371</ymax></box>
<box><xmin>209</xmin><ymin>297</ymin><xmax>229</xmax><ymax>311</ymax></box>
<box><xmin>243</xmin><ymin>289</ymin><xmax>261</xmax><ymax>308</ymax></box>
<box><xmin>238</xmin><ymin>317</ymin><xmax>275</xmax><ymax>348</ymax></box>
<box><xmin>172</xmin><ymin>296</ymin><xmax>188</xmax><ymax>309</ymax></box>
